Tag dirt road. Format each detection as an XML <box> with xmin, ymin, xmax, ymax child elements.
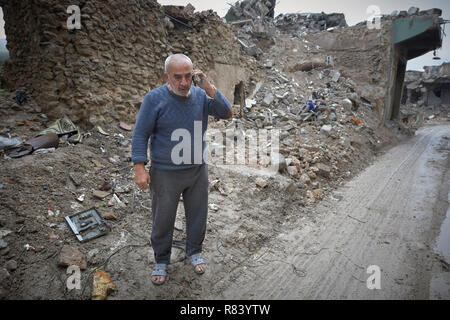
<box><xmin>207</xmin><ymin>124</ymin><xmax>450</xmax><ymax>299</ymax></box>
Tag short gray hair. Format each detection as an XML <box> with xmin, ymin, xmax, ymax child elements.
<box><xmin>164</xmin><ymin>54</ymin><xmax>193</xmax><ymax>73</ymax></box>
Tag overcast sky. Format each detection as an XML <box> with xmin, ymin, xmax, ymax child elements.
<box><xmin>1</xmin><ymin>1</ymin><xmax>448</xmax><ymax>70</ymax></box>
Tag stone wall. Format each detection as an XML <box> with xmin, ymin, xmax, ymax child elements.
<box><xmin>0</xmin><ymin>0</ymin><xmax>249</xmax><ymax>127</ymax></box>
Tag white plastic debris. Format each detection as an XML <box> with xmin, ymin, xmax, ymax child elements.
<box><xmin>34</xmin><ymin>147</ymin><xmax>56</xmax><ymax>154</ymax></box>
<box><xmin>208</xmin><ymin>203</ymin><xmax>220</xmax><ymax>212</ymax></box>
<box><xmin>24</xmin><ymin>244</ymin><xmax>36</xmax><ymax>251</ymax></box>
<box><xmin>97</xmin><ymin>126</ymin><xmax>109</xmax><ymax>136</ymax></box>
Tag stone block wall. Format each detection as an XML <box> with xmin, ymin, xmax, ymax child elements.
<box><xmin>0</xmin><ymin>0</ymin><xmax>247</xmax><ymax>127</ymax></box>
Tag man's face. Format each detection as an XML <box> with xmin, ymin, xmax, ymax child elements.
<box><xmin>164</xmin><ymin>61</ymin><xmax>193</xmax><ymax>98</ymax></box>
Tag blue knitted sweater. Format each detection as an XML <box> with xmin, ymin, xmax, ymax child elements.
<box><xmin>131</xmin><ymin>83</ymin><xmax>231</xmax><ymax>170</ymax></box>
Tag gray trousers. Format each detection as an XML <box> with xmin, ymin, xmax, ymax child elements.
<box><xmin>149</xmin><ymin>164</ymin><xmax>208</xmax><ymax>264</ymax></box>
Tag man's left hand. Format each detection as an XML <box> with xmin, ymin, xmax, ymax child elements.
<box><xmin>192</xmin><ymin>69</ymin><xmax>216</xmax><ymax>98</ymax></box>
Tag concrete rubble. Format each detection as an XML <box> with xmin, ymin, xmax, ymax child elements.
<box><xmin>402</xmin><ymin>63</ymin><xmax>450</xmax><ymax>121</ymax></box>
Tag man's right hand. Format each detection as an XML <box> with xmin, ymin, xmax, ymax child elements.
<box><xmin>134</xmin><ymin>162</ymin><xmax>150</xmax><ymax>190</ymax></box>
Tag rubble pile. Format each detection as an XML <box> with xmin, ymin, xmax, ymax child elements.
<box><xmin>204</xmin><ymin>30</ymin><xmax>387</xmax><ymax>203</ymax></box>
<box><xmin>354</xmin><ymin>6</ymin><xmax>442</xmax><ymax>25</ymax></box>
<box><xmin>226</xmin><ymin>0</ymin><xmax>347</xmax><ymax>58</ymax></box>
<box><xmin>225</xmin><ymin>0</ymin><xmax>277</xmax><ymax>58</ymax></box>
<box><xmin>274</xmin><ymin>12</ymin><xmax>347</xmax><ymax>37</ymax></box>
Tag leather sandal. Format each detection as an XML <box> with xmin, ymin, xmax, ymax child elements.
<box><xmin>188</xmin><ymin>253</ymin><xmax>206</xmax><ymax>275</ymax></box>
<box><xmin>151</xmin><ymin>263</ymin><xmax>167</xmax><ymax>285</ymax></box>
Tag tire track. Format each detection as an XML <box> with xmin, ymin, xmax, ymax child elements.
<box><xmin>216</xmin><ymin>124</ymin><xmax>450</xmax><ymax>299</ymax></box>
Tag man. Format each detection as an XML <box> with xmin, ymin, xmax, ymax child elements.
<box><xmin>132</xmin><ymin>54</ymin><xmax>232</xmax><ymax>285</ymax></box>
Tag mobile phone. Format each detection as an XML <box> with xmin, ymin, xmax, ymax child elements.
<box><xmin>192</xmin><ymin>74</ymin><xmax>200</xmax><ymax>86</ymax></box>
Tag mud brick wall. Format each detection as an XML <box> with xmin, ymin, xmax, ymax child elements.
<box><xmin>0</xmin><ymin>0</ymin><xmax>246</xmax><ymax>127</ymax></box>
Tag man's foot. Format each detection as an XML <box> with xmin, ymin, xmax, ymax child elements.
<box><xmin>188</xmin><ymin>253</ymin><xmax>206</xmax><ymax>275</ymax></box>
<box><xmin>151</xmin><ymin>263</ymin><xmax>167</xmax><ymax>285</ymax></box>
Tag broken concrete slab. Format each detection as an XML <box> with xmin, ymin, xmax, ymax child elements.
<box><xmin>58</xmin><ymin>246</ymin><xmax>87</xmax><ymax>270</ymax></box>
<box><xmin>93</xmin><ymin>190</ymin><xmax>110</xmax><ymax>199</ymax></box>
<box><xmin>262</xmin><ymin>92</ymin><xmax>274</xmax><ymax>106</ymax></box>
<box><xmin>255</xmin><ymin>177</ymin><xmax>268</xmax><ymax>188</ymax></box>
<box><xmin>320</xmin><ymin>124</ymin><xmax>333</xmax><ymax>136</ymax></box>
<box><xmin>270</xmin><ymin>152</ymin><xmax>287</xmax><ymax>172</ymax></box>
<box><xmin>287</xmin><ymin>166</ymin><xmax>299</xmax><ymax>177</ymax></box>
<box><xmin>330</xmin><ymin>70</ymin><xmax>341</xmax><ymax>82</ymax></box>
<box><xmin>101</xmin><ymin>211</ymin><xmax>117</xmax><ymax>220</ymax></box>
<box><xmin>315</xmin><ymin>163</ymin><xmax>332</xmax><ymax>178</ymax></box>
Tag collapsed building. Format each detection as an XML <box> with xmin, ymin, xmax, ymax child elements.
<box><xmin>272</xmin><ymin>7</ymin><xmax>443</xmax><ymax>123</ymax></box>
<box><xmin>403</xmin><ymin>63</ymin><xmax>450</xmax><ymax>107</ymax></box>
<box><xmin>0</xmin><ymin>0</ymin><xmax>251</xmax><ymax>127</ymax></box>
<box><xmin>0</xmin><ymin>0</ymin><xmax>445</xmax><ymax>127</ymax></box>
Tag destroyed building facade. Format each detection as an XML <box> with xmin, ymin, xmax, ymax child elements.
<box><xmin>403</xmin><ymin>63</ymin><xmax>450</xmax><ymax>107</ymax></box>
<box><xmin>0</xmin><ymin>0</ymin><xmax>250</xmax><ymax>126</ymax></box>
<box><xmin>301</xmin><ymin>9</ymin><xmax>443</xmax><ymax>122</ymax></box>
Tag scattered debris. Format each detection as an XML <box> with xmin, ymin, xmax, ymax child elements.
<box><xmin>97</xmin><ymin>126</ymin><xmax>109</xmax><ymax>136</ymax></box>
<box><xmin>350</xmin><ymin>115</ymin><xmax>364</xmax><ymax>125</ymax></box>
<box><xmin>5</xmin><ymin>260</ymin><xmax>17</xmax><ymax>272</ymax></box>
<box><xmin>99</xmin><ymin>181</ymin><xmax>112</xmax><ymax>191</ymax></box>
<box><xmin>101</xmin><ymin>211</ymin><xmax>117</xmax><ymax>220</ymax></box>
<box><xmin>77</xmin><ymin>194</ymin><xmax>85</xmax><ymax>202</ymax></box>
<box><xmin>208</xmin><ymin>203</ymin><xmax>220</xmax><ymax>212</ymax></box>
<box><xmin>255</xmin><ymin>177</ymin><xmax>268</xmax><ymax>188</ymax></box>
<box><xmin>4</xmin><ymin>133</ymin><xmax>59</xmax><ymax>158</ymax></box>
<box><xmin>33</xmin><ymin>147</ymin><xmax>56</xmax><ymax>154</ymax></box>
<box><xmin>14</xmin><ymin>91</ymin><xmax>26</xmax><ymax>105</ymax></box>
<box><xmin>39</xmin><ymin>116</ymin><xmax>83</xmax><ymax>144</ymax></box>
<box><xmin>0</xmin><ymin>136</ymin><xmax>22</xmax><ymax>149</ymax></box>
<box><xmin>57</xmin><ymin>245</ymin><xmax>87</xmax><ymax>270</ymax></box>
<box><xmin>24</xmin><ymin>244</ymin><xmax>36</xmax><ymax>252</ymax></box>
<box><xmin>93</xmin><ymin>190</ymin><xmax>110</xmax><ymax>200</ymax></box>
<box><xmin>65</xmin><ymin>208</ymin><xmax>110</xmax><ymax>242</ymax></box>
<box><xmin>119</xmin><ymin>122</ymin><xmax>133</xmax><ymax>131</ymax></box>
<box><xmin>91</xmin><ymin>270</ymin><xmax>116</xmax><ymax>300</ymax></box>
<box><xmin>69</xmin><ymin>172</ymin><xmax>83</xmax><ymax>187</ymax></box>
<box><xmin>0</xmin><ymin>229</ymin><xmax>12</xmax><ymax>238</ymax></box>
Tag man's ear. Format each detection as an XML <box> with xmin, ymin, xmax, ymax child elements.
<box><xmin>164</xmin><ymin>73</ymin><xmax>169</xmax><ymax>82</ymax></box>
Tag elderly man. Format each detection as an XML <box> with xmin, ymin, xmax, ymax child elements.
<box><xmin>132</xmin><ymin>54</ymin><xmax>232</xmax><ymax>285</ymax></box>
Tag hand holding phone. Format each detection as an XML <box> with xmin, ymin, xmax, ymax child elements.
<box><xmin>192</xmin><ymin>74</ymin><xmax>200</xmax><ymax>86</ymax></box>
